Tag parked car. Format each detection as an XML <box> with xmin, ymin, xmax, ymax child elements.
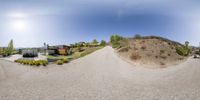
<box><xmin>22</xmin><ymin>49</ymin><xmax>38</xmax><ymax>58</ymax></box>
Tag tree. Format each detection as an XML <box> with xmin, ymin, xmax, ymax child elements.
<box><xmin>134</xmin><ymin>34</ymin><xmax>142</xmax><ymax>39</ymax></box>
<box><xmin>74</xmin><ymin>43</ymin><xmax>79</xmax><ymax>47</ymax></box>
<box><xmin>185</xmin><ymin>41</ymin><xmax>189</xmax><ymax>48</ymax></box>
<box><xmin>110</xmin><ymin>35</ymin><xmax>123</xmax><ymax>48</ymax></box>
<box><xmin>184</xmin><ymin>41</ymin><xmax>190</xmax><ymax>55</ymax></box>
<box><xmin>110</xmin><ymin>35</ymin><xmax>123</xmax><ymax>43</ymax></box>
<box><xmin>100</xmin><ymin>40</ymin><xmax>106</xmax><ymax>46</ymax></box>
<box><xmin>91</xmin><ymin>39</ymin><xmax>99</xmax><ymax>46</ymax></box>
<box><xmin>176</xmin><ymin>41</ymin><xmax>190</xmax><ymax>56</ymax></box>
<box><xmin>70</xmin><ymin>44</ymin><xmax>75</xmax><ymax>48</ymax></box>
<box><xmin>0</xmin><ymin>47</ymin><xmax>3</xmax><ymax>55</ymax></box>
<box><xmin>84</xmin><ymin>42</ymin><xmax>90</xmax><ymax>47</ymax></box>
<box><xmin>198</xmin><ymin>42</ymin><xmax>200</xmax><ymax>56</ymax></box>
<box><xmin>7</xmin><ymin>39</ymin><xmax>14</xmax><ymax>55</ymax></box>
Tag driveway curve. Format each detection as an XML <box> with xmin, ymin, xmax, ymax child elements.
<box><xmin>0</xmin><ymin>46</ymin><xmax>200</xmax><ymax>100</ymax></box>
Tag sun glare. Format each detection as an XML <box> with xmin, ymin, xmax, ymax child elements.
<box><xmin>10</xmin><ymin>12</ymin><xmax>26</xmax><ymax>18</ymax></box>
<box><xmin>12</xmin><ymin>19</ymin><xmax>27</xmax><ymax>32</ymax></box>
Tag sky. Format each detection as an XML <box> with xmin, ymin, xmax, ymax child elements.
<box><xmin>0</xmin><ymin>0</ymin><xmax>200</xmax><ymax>47</ymax></box>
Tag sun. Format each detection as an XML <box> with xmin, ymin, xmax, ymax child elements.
<box><xmin>9</xmin><ymin>12</ymin><xmax>28</xmax><ymax>32</ymax></box>
<box><xmin>12</xmin><ymin>19</ymin><xmax>27</xmax><ymax>32</ymax></box>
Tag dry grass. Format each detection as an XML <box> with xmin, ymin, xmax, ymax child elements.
<box><xmin>118</xmin><ymin>47</ymin><xmax>129</xmax><ymax>52</ymax></box>
<box><xmin>117</xmin><ymin>36</ymin><xmax>186</xmax><ymax>68</ymax></box>
<box><xmin>160</xmin><ymin>55</ymin><xmax>167</xmax><ymax>60</ymax></box>
<box><xmin>160</xmin><ymin>62</ymin><xmax>165</xmax><ymax>66</ymax></box>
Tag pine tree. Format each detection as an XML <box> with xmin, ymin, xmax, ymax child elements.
<box><xmin>7</xmin><ymin>39</ymin><xmax>14</xmax><ymax>55</ymax></box>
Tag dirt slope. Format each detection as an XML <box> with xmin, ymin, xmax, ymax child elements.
<box><xmin>118</xmin><ymin>36</ymin><xmax>186</xmax><ymax>68</ymax></box>
<box><xmin>0</xmin><ymin>46</ymin><xmax>200</xmax><ymax>100</ymax></box>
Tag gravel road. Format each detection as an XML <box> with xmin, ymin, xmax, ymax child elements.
<box><xmin>0</xmin><ymin>46</ymin><xmax>200</xmax><ymax>100</ymax></box>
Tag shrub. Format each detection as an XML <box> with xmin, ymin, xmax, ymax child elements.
<box><xmin>130</xmin><ymin>52</ymin><xmax>141</xmax><ymax>60</ymax></box>
<box><xmin>118</xmin><ymin>46</ymin><xmax>129</xmax><ymax>52</ymax></box>
<box><xmin>100</xmin><ymin>40</ymin><xmax>106</xmax><ymax>46</ymax></box>
<box><xmin>134</xmin><ymin>34</ymin><xmax>142</xmax><ymax>39</ymax></box>
<box><xmin>14</xmin><ymin>60</ymin><xmax>48</xmax><ymax>66</ymax></box>
<box><xmin>160</xmin><ymin>50</ymin><xmax>165</xmax><ymax>54</ymax></box>
<box><xmin>133</xmin><ymin>47</ymin><xmax>138</xmax><ymax>50</ymax></box>
<box><xmin>110</xmin><ymin>35</ymin><xmax>123</xmax><ymax>48</ymax></box>
<box><xmin>62</xmin><ymin>58</ymin><xmax>69</xmax><ymax>63</ymax></box>
<box><xmin>160</xmin><ymin>62</ymin><xmax>165</xmax><ymax>65</ymax></box>
<box><xmin>160</xmin><ymin>55</ymin><xmax>167</xmax><ymax>60</ymax></box>
<box><xmin>176</xmin><ymin>41</ymin><xmax>190</xmax><ymax>56</ymax></box>
<box><xmin>146</xmin><ymin>54</ymin><xmax>151</xmax><ymax>57</ymax></box>
<box><xmin>80</xmin><ymin>52</ymin><xmax>88</xmax><ymax>57</ymax></box>
<box><xmin>176</xmin><ymin>47</ymin><xmax>190</xmax><ymax>56</ymax></box>
<box><xmin>141</xmin><ymin>46</ymin><xmax>146</xmax><ymax>50</ymax></box>
<box><xmin>91</xmin><ymin>39</ymin><xmax>99</xmax><ymax>47</ymax></box>
<box><xmin>56</xmin><ymin>60</ymin><xmax>63</xmax><ymax>65</ymax></box>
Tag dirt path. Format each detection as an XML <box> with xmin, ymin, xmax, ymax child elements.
<box><xmin>0</xmin><ymin>46</ymin><xmax>200</xmax><ymax>100</ymax></box>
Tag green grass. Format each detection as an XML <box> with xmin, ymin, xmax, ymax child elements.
<box><xmin>47</xmin><ymin>46</ymin><xmax>104</xmax><ymax>63</ymax></box>
<box><xmin>47</xmin><ymin>55</ymin><xmax>73</xmax><ymax>60</ymax></box>
<box><xmin>72</xmin><ymin>46</ymin><xmax>103</xmax><ymax>59</ymax></box>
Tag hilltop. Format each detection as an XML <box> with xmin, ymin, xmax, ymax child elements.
<box><xmin>114</xmin><ymin>36</ymin><xmax>188</xmax><ymax>68</ymax></box>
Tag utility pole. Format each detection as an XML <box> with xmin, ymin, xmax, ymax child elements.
<box><xmin>199</xmin><ymin>42</ymin><xmax>200</xmax><ymax>56</ymax></box>
<box><xmin>199</xmin><ymin>42</ymin><xmax>200</xmax><ymax>48</ymax></box>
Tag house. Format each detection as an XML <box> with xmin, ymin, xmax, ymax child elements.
<box><xmin>47</xmin><ymin>45</ymin><xmax>70</xmax><ymax>55</ymax></box>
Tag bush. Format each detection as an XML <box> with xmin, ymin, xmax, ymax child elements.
<box><xmin>160</xmin><ymin>62</ymin><xmax>165</xmax><ymax>65</ymax></box>
<box><xmin>91</xmin><ymin>39</ymin><xmax>99</xmax><ymax>47</ymax></box>
<box><xmin>110</xmin><ymin>35</ymin><xmax>123</xmax><ymax>48</ymax></box>
<box><xmin>56</xmin><ymin>60</ymin><xmax>63</xmax><ymax>65</ymax></box>
<box><xmin>14</xmin><ymin>60</ymin><xmax>48</xmax><ymax>66</ymax></box>
<box><xmin>160</xmin><ymin>50</ymin><xmax>165</xmax><ymax>54</ymax></box>
<box><xmin>62</xmin><ymin>58</ymin><xmax>69</xmax><ymax>63</ymax></box>
<box><xmin>80</xmin><ymin>52</ymin><xmax>89</xmax><ymax>57</ymax></box>
<box><xmin>130</xmin><ymin>52</ymin><xmax>141</xmax><ymax>60</ymax></box>
<box><xmin>100</xmin><ymin>40</ymin><xmax>106</xmax><ymax>46</ymax></box>
<box><xmin>118</xmin><ymin>46</ymin><xmax>129</xmax><ymax>52</ymax></box>
<box><xmin>141</xmin><ymin>46</ymin><xmax>146</xmax><ymax>50</ymax></box>
<box><xmin>176</xmin><ymin>41</ymin><xmax>190</xmax><ymax>56</ymax></box>
<box><xmin>160</xmin><ymin>55</ymin><xmax>167</xmax><ymax>60</ymax></box>
<box><xmin>176</xmin><ymin>47</ymin><xmax>190</xmax><ymax>56</ymax></box>
<box><xmin>134</xmin><ymin>34</ymin><xmax>142</xmax><ymax>39</ymax></box>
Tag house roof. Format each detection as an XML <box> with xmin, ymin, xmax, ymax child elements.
<box><xmin>48</xmin><ymin>45</ymin><xmax>70</xmax><ymax>49</ymax></box>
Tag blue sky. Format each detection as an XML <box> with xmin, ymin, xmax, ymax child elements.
<box><xmin>0</xmin><ymin>0</ymin><xmax>200</xmax><ymax>47</ymax></box>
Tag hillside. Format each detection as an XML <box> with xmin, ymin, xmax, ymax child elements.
<box><xmin>117</xmin><ymin>36</ymin><xmax>187</xmax><ymax>68</ymax></box>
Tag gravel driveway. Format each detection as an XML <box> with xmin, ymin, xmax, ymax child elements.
<box><xmin>0</xmin><ymin>46</ymin><xmax>200</xmax><ymax>100</ymax></box>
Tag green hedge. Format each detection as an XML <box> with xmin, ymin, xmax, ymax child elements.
<box><xmin>62</xmin><ymin>58</ymin><xmax>69</xmax><ymax>63</ymax></box>
<box><xmin>56</xmin><ymin>60</ymin><xmax>63</xmax><ymax>65</ymax></box>
<box><xmin>15</xmin><ymin>60</ymin><xmax>48</xmax><ymax>66</ymax></box>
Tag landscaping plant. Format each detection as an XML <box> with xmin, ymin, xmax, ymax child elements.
<box><xmin>15</xmin><ymin>60</ymin><xmax>48</xmax><ymax>66</ymax></box>
<box><xmin>100</xmin><ymin>40</ymin><xmax>106</xmax><ymax>46</ymax></box>
<box><xmin>110</xmin><ymin>35</ymin><xmax>123</xmax><ymax>48</ymax></box>
<box><xmin>176</xmin><ymin>41</ymin><xmax>190</xmax><ymax>56</ymax></box>
<box><xmin>56</xmin><ymin>60</ymin><xmax>64</xmax><ymax>65</ymax></box>
<box><xmin>62</xmin><ymin>58</ymin><xmax>69</xmax><ymax>63</ymax></box>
